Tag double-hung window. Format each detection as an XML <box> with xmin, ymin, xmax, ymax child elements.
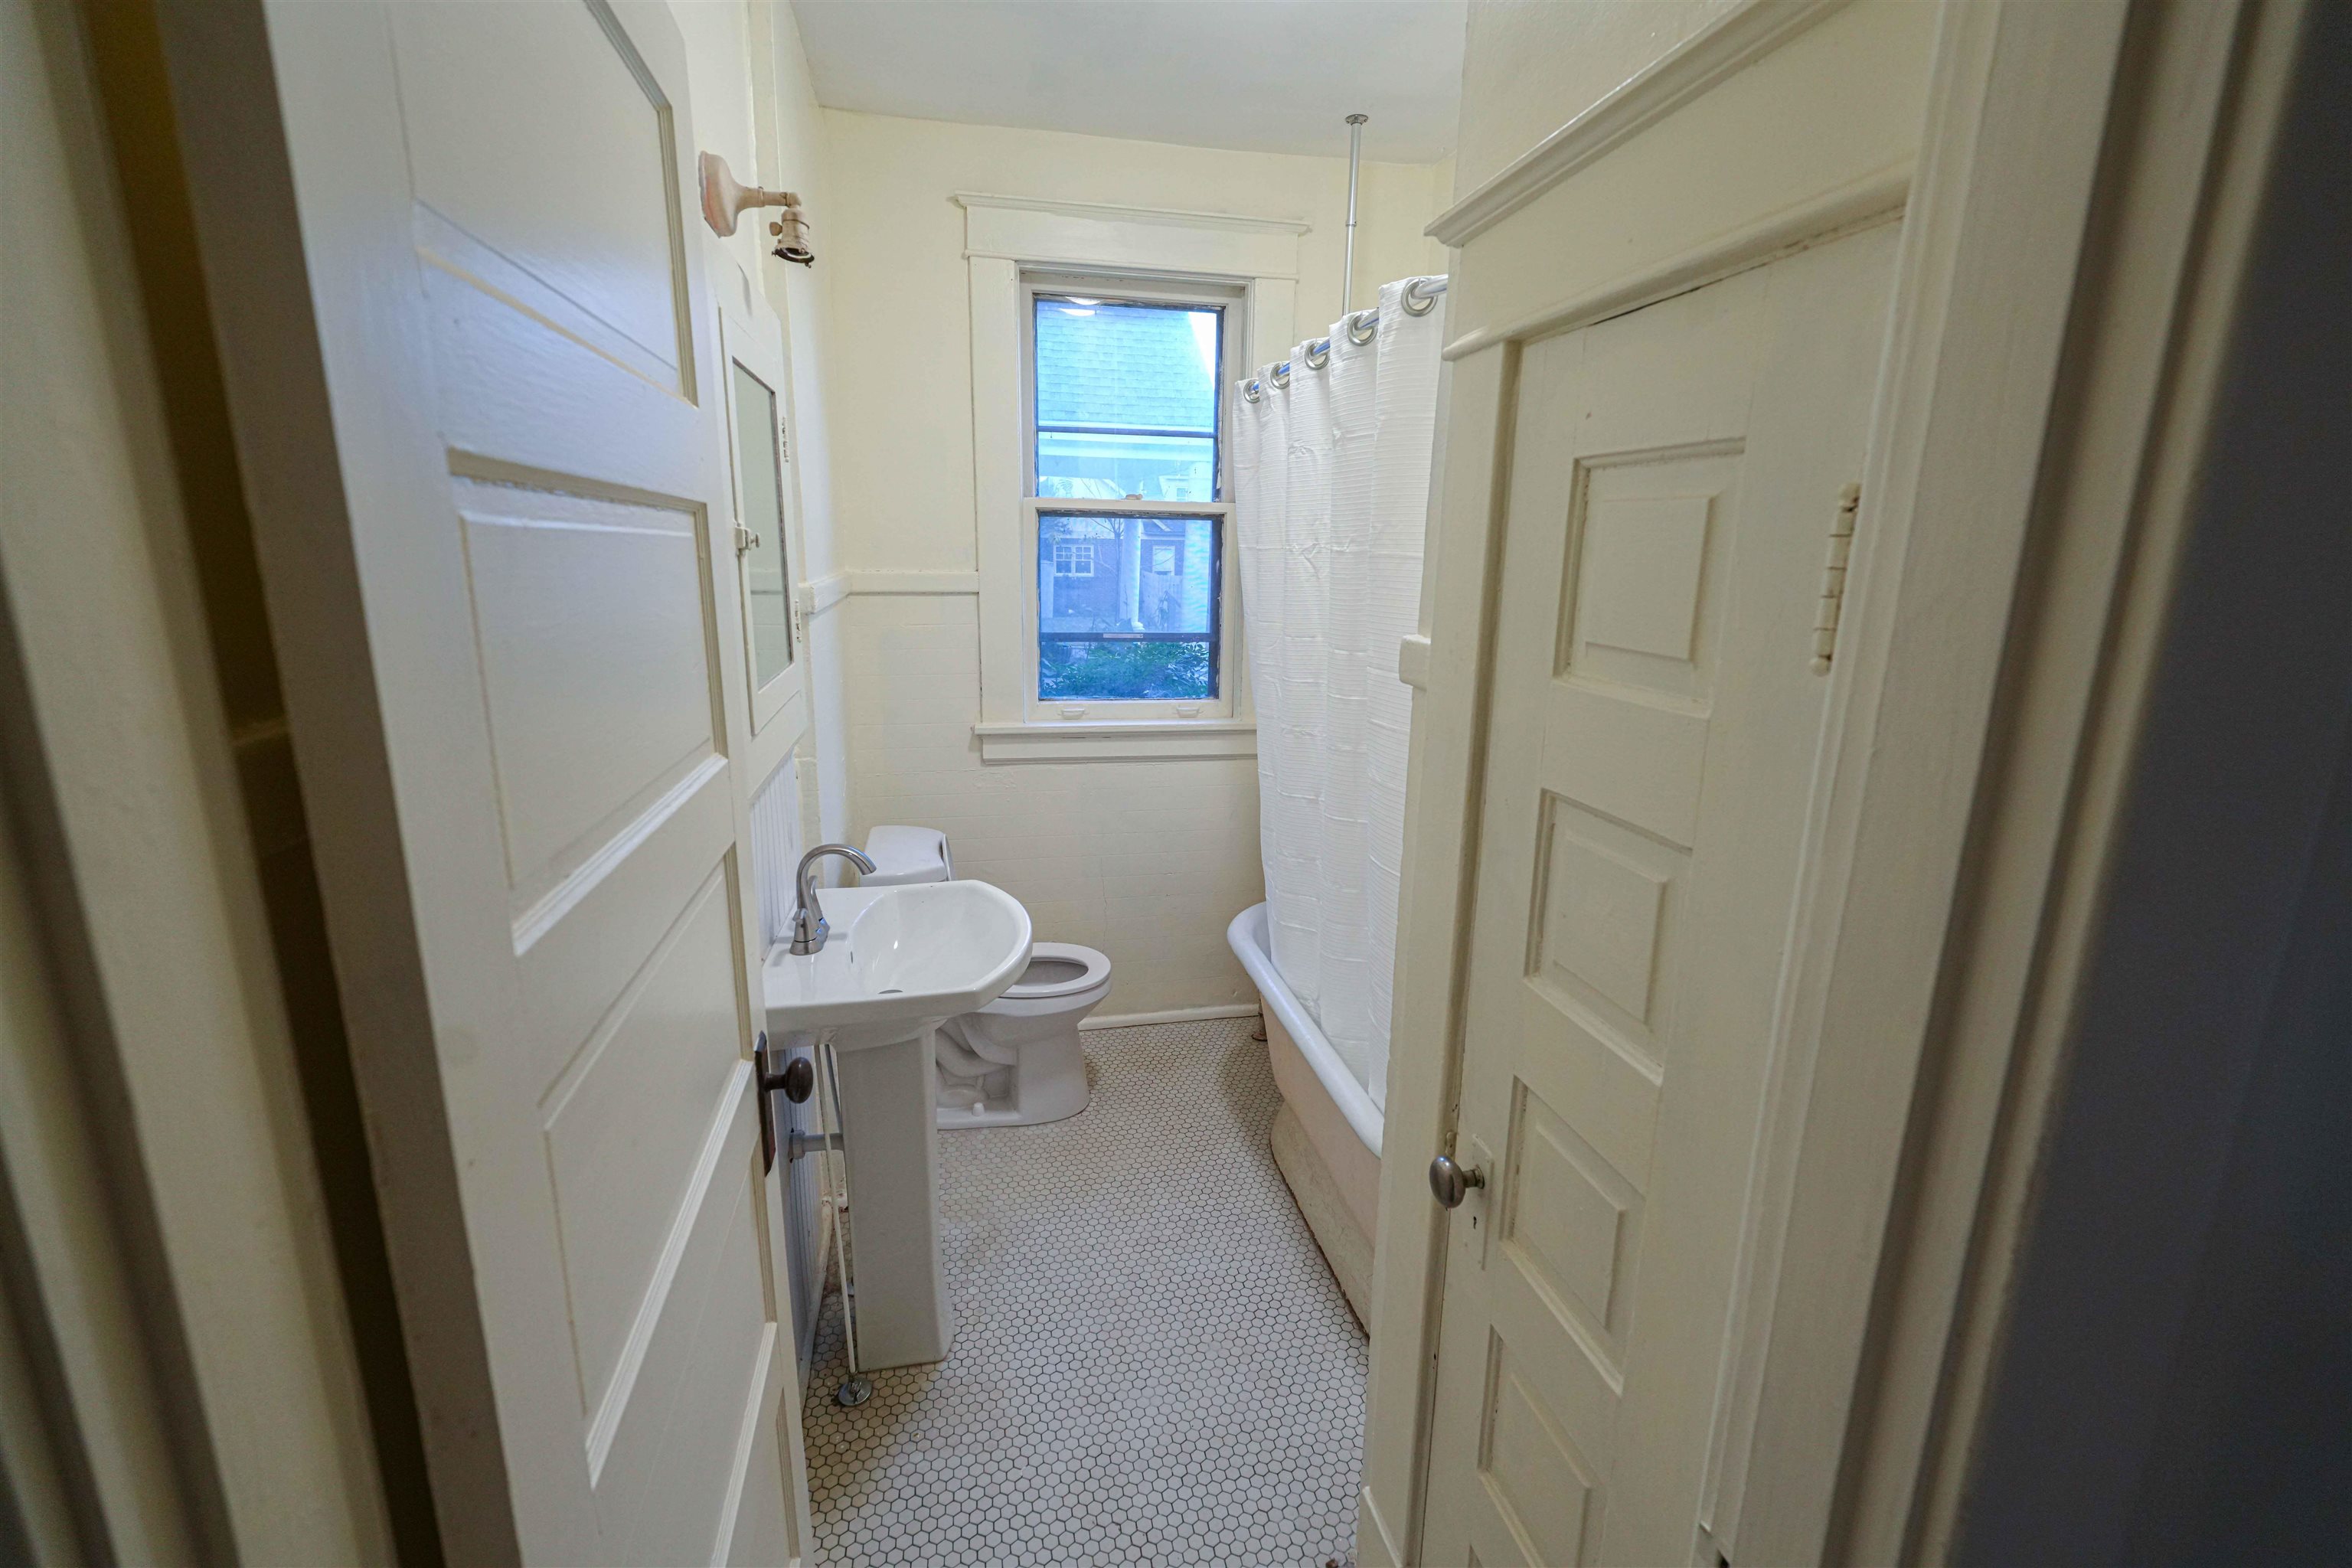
<box><xmin>1022</xmin><ymin>273</ymin><xmax>1243</xmax><ymax>716</ymax></box>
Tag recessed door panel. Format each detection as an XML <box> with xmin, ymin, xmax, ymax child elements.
<box><xmin>1478</xmin><ymin>1331</ymin><xmax>1600</xmax><ymax>1566</ymax></box>
<box><xmin>592</xmin><ymin>1137</ymin><xmax>770</xmax><ymax>1560</ymax></box>
<box><xmin>1528</xmin><ymin>795</ymin><xmax>1685</xmax><ymax>1036</ymax></box>
<box><xmin>1504</xmin><ymin>1082</ymin><xmax>1643</xmax><ymax>1356</ymax></box>
<box><xmin>541</xmin><ymin>868</ymin><xmax>741</xmax><ymax>1432</ymax></box>
<box><xmin>391</xmin><ymin>1</ymin><xmax>688</xmax><ymax>387</ymax></box>
<box><xmin>457</xmin><ymin>477</ymin><xmax>719</xmax><ymax>916</ymax></box>
<box><xmin>1560</xmin><ymin>449</ymin><xmax>1742</xmax><ymax>704</ymax></box>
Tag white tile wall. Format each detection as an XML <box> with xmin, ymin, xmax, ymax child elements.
<box><xmin>749</xmin><ymin>756</ymin><xmax>828</xmax><ymax>1382</ymax></box>
<box><xmin>840</xmin><ymin>592</ymin><xmax>1265</xmax><ymax>1017</ymax></box>
<box><xmin>749</xmin><ymin>751</ymin><xmax>802</xmax><ymax>949</ymax></box>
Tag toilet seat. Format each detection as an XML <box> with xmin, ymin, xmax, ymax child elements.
<box><xmin>859</xmin><ymin>825</ymin><xmax>1109</xmax><ymax>1126</ymax></box>
<box><xmin>996</xmin><ymin>942</ymin><xmax>1110</xmax><ymax>1001</ymax></box>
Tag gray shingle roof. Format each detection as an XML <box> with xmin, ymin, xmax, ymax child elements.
<box><xmin>1035</xmin><ymin>299</ymin><xmax>1220</xmax><ymax>433</ymax></box>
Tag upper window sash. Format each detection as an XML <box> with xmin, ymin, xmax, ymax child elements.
<box><xmin>1020</xmin><ymin>274</ymin><xmax>1243</xmax><ymax>505</ymax></box>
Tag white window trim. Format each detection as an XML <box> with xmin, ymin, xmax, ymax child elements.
<box><xmin>960</xmin><ymin>192</ymin><xmax>1304</xmax><ymax>763</ymax></box>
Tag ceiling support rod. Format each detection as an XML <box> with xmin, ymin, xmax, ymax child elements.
<box><xmin>1343</xmin><ymin>112</ymin><xmax>1367</xmax><ymax>318</ymax></box>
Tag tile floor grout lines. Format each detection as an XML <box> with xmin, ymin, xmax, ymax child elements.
<box><xmin>802</xmin><ymin>1018</ymin><xmax>1367</xmax><ymax>1567</ymax></box>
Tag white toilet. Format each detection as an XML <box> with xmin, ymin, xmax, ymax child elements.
<box><xmin>859</xmin><ymin>826</ymin><xmax>1110</xmax><ymax>1128</ymax></box>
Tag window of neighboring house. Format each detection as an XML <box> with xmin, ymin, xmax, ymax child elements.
<box><xmin>1025</xmin><ymin>277</ymin><xmax>1238</xmax><ymax>707</ymax></box>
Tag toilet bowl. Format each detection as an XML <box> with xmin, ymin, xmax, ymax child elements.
<box><xmin>859</xmin><ymin>826</ymin><xmax>1109</xmax><ymax>1128</ymax></box>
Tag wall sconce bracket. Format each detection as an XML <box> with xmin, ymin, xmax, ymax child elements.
<box><xmin>699</xmin><ymin>151</ymin><xmax>815</xmax><ymax>266</ymax></box>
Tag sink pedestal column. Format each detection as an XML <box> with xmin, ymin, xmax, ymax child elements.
<box><xmin>831</xmin><ymin>1024</ymin><xmax>955</xmax><ymax>1367</ymax></box>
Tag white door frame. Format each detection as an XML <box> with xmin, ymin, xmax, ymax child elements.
<box><xmin>2</xmin><ymin>0</ymin><xmax>394</xmax><ymax>1559</ymax></box>
<box><xmin>1362</xmin><ymin>1</ymin><xmax>2303</xmax><ymax>1563</ymax></box>
<box><xmin>1800</xmin><ymin>2</ymin><xmax>2308</xmax><ymax>1557</ymax></box>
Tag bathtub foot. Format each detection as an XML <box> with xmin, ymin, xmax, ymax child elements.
<box><xmin>1250</xmin><ymin>1011</ymin><xmax>1268</xmax><ymax>1043</ymax></box>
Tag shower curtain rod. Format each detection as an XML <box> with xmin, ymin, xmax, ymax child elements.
<box><xmin>1239</xmin><ymin>277</ymin><xmax>1449</xmax><ymax>403</ymax></box>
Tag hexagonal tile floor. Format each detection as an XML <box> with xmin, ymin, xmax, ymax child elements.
<box><xmin>802</xmin><ymin>1017</ymin><xmax>1367</xmax><ymax>1566</ymax></box>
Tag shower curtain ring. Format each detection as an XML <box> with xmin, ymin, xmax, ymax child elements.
<box><xmin>1270</xmin><ymin>361</ymin><xmax>1292</xmax><ymax>390</ymax></box>
<box><xmin>1243</xmin><ymin>377</ymin><xmax>1263</xmax><ymax>403</ymax></box>
<box><xmin>1346</xmin><ymin>309</ymin><xmax>1378</xmax><ymax>345</ymax></box>
<box><xmin>1402</xmin><ymin>278</ymin><xmax>1440</xmax><ymax>315</ymax></box>
<box><xmin>1303</xmin><ymin>338</ymin><xmax>1331</xmax><ymax>371</ymax></box>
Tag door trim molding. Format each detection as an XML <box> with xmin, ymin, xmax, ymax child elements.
<box><xmin>1430</xmin><ymin>0</ymin><xmax>1854</xmax><ymax>247</ymax></box>
<box><xmin>1441</xmin><ymin>158</ymin><xmax>1910</xmax><ymax>361</ymax></box>
<box><xmin>1802</xmin><ymin>3</ymin><xmax>2308</xmax><ymax>1557</ymax></box>
<box><xmin>1703</xmin><ymin>2</ymin><xmax>2141</xmax><ymax>1555</ymax></box>
<box><xmin>1431</xmin><ymin>2</ymin><xmax>1935</xmax><ymax>368</ymax></box>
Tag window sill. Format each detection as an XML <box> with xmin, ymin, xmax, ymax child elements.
<box><xmin>972</xmin><ymin>718</ymin><xmax>1256</xmax><ymax>763</ymax></box>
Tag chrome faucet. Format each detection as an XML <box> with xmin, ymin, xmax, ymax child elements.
<box><xmin>789</xmin><ymin>844</ymin><xmax>875</xmax><ymax>955</ymax></box>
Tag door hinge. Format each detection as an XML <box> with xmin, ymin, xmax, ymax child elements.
<box><xmin>1811</xmin><ymin>482</ymin><xmax>1861</xmax><ymax>675</ymax></box>
<box><xmin>733</xmin><ymin>523</ymin><xmax>760</xmax><ymax>556</ymax></box>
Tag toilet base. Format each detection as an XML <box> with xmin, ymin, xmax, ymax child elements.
<box><xmin>937</xmin><ymin>1098</ymin><xmax>1085</xmax><ymax>1129</ymax></box>
<box><xmin>935</xmin><ymin>1009</ymin><xmax>1094</xmax><ymax>1128</ymax></box>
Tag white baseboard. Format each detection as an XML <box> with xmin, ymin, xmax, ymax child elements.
<box><xmin>1080</xmin><ymin>1002</ymin><xmax>1261</xmax><ymax>1032</ymax></box>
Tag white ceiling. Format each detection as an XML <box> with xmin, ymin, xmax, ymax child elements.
<box><xmin>790</xmin><ymin>1</ymin><xmax>1466</xmax><ymax>163</ymax></box>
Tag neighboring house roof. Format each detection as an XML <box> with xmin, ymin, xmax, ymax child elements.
<box><xmin>1036</xmin><ymin>301</ymin><xmax>1219</xmax><ymax>433</ymax></box>
<box><xmin>1037</xmin><ymin>475</ymin><xmax>1130</xmax><ymax>498</ymax></box>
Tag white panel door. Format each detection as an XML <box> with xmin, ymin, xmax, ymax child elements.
<box><xmin>1421</xmin><ymin>224</ymin><xmax>1898</xmax><ymax>1567</ymax></box>
<box><xmin>259</xmin><ymin>3</ymin><xmax>799</xmax><ymax>1561</ymax></box>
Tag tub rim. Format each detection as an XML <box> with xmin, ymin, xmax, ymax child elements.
<box><xmin>1226</xmin><ymin>902</ymin><xmax>1383</xmax><ymax>1158</ymax></box>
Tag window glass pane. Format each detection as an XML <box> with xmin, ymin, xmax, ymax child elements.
<box><xmin>1034</xmin><ymin>296</ymin><xmax>1221</xmax><ymax>501</ymax></box>
<box><xmin>1037</xmin><ymin>512</ymin><xmax>1218</xmax><ymax>701</ymax></box>
<box><xmin>730</xmin><ymin>362</ymin><xmax>792</xmax><ymax>686</ymax></box>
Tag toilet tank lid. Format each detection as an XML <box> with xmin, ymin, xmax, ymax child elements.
<box><xmin>860</xmin><ymin>825</ymin><xmax>952</xmax><ymax>884</ymax></box>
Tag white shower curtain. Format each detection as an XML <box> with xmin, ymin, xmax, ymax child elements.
<box><xmin>1232</xmin><ymin>276</ymin><xmax>1445</xmax><ymax>1109</ymax></box>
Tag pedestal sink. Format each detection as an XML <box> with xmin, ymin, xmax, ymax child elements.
<box><xmin>764</xmin><ymin>880</ymin><xmax>1031</xmax><ymax>1369</ymax></box>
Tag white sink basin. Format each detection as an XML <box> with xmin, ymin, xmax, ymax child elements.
<box><xmin>763</xmin><ymin>880</ymin><xmax>1031</xmax><ymax>1047</ymax></box>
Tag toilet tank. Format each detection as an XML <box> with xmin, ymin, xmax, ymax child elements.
<box><xmin>859</xmin><ymin>824</ymin><xmax>953</xmax><ymax>886</ymax></box>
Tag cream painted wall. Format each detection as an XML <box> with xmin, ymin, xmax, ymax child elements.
<box><xmin>838</xmin><ymin>591</ymin><xmax>1266</xmax><ymax>1014</ymax></box>
<box><xmin>823</xmin><ymin>109</ymin><xmax>1446</xmax><ymax>572</ymax></box>
<box><xmin>816</xmin><ymin>109</ymin><xmax>1449</xmax><ymax>1014</ymax></box>
<box><xmin>1452</xmin><ymin>0</ymin><xmax>1740</xmax><ymax>194</ymax></box>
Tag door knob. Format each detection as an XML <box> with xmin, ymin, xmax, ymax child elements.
<box><xmin>1429</xmin><ymin>1152</ymin><xmax>1485</xmax><ymax>1208</ymax></box>
<box><xmin>756</xmin><ymin>1032</ymin><xmax>815</xmax><ymax>1173</ymax></box>
<box><xmin>778</xmin><ymin>1057</ymin><xmax>813</xmax><ymax>1102</ymax></box>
